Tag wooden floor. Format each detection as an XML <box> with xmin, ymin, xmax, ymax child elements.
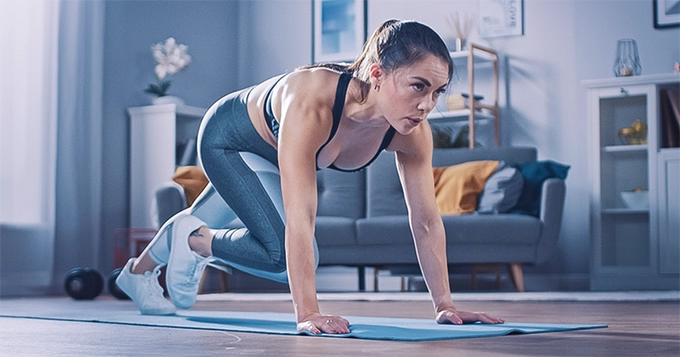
<box><xmin>1</xmin><ymin>296</ymin><xmax>678</xmax><ymax>357</ymax></box>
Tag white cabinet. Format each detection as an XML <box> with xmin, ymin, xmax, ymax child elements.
<box><xmin>583</xmin><ymin>73</ymin><xmax>680</xmax><ymax>290</ymax></box>
<box><xmin>428</xmin><ymin>44</ymin><xmax>499</xmax><ymax>148</ymax></box>
<box><xmin>658</xmin><ymin>149</ymin><xmax>679</xmax><ymax>275</ymax></box>
<box><xmin>128</xmin><ymin>104</ymin><xmax>205</xmax><ymax>228</ymax></box>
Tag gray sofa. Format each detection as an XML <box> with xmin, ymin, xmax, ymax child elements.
<box><xmin>155</xmin><ymin>147</ymin><xmax>566</xmax><ymax>292</ymax></box>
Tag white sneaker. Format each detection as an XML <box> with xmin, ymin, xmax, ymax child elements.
<box><xmin>166</xmin><ymin>214</ymin><xmax>214</xmax><ymax>309</ymax></box>
<box><xmin>116</xmin><ymin>258</ymin><xmax>176</xmax><ymax>315</ymax></box>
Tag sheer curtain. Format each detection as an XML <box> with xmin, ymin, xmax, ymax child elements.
<box><xmin>53</xmin><ymin>0</ymin><xmax>105</xmax><ymax>285</ymax></box>
<box><xmin>0</xmin><ymin>0</ymin><xmax>60</xmax><ymax>295</ymax></box>
<box><xmin>0</xmin><ymin>0</ymin><xmax>104</xmax><ymax>296</ymax></box>
<box><xmin>0</xmin><ymin>1</ymin><xmax>59</xmax><ymax>225</ymax></box>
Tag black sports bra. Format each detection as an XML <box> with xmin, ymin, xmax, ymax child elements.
<box><xmin>264</xmin><ymin>72</ymin><xmax>396</xmax><ymax>172</ymax></box>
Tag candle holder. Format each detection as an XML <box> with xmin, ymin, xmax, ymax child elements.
<box><xmin>613</xmin><ymin>39</ymin><xmax>641</xmax><ymax>77</ymax></box>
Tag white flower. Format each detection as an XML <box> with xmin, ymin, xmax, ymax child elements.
<box><xmin>151</xmin><ymin>37</ymin><xmax>191</xmax><ymax>80</ymax></box>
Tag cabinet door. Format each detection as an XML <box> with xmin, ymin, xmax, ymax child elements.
<box><xmin>593</xmin><ymin>85</ymin><xmax>655</xmax><ymax>270</ymax></box>
<box><xmin>659</xmin><ymin>150</ymin><xmax>680</xmax><ymax>274</ymax></box>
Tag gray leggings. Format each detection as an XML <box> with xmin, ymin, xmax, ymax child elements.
<box><xmin>148</xmin><ymin>87</ymin><xmax>318</xmax><ymax>283</ymax></box>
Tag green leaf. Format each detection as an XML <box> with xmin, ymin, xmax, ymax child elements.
<box><xmin>144</xmin><ymin>79</ymin><xmax>172</xmax><ymax>96</ymax></box>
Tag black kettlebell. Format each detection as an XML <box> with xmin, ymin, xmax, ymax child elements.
<box><xmin>64</xmin><ymin>267</ymin><xmax>104</xmax><ymax>300</ymax></box>
<box><xmin>107</xmin><ymin>268</ymin><xmax>130</xmax><ymax>300</ymax></box>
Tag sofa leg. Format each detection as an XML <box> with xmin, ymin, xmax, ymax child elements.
<box><xmin>471</xmin><ymin>264</ymin><xmax>501</xmax><ymax>290</ymax></box>
<box><xmin>358</xmin><ymin>266</ymin><xmax>366</xmax><ymax>291</ymax></box>
<box><xmin>508</xmin><ymin>263</ymin><xmax>525</xmax><ymax>292</ymax></box>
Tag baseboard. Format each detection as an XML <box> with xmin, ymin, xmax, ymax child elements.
<box><xmin>0</xmin><ymin>271</ymin><xmax>53</xmax><ymax>297</ymax></box>
<box><xmin>315</xmin><ymin>267</ymin><xmax>591</xmax><ymax>292</ymax></box>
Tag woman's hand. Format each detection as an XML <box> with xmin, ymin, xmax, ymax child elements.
<box><xmin>297</xmin><ymin>313</ymin><xmax>351</xmax><ymax>335</ymax></box>
<box><xmin>436</xmin><ymin>308</ymin><xmax>505</xmax><ymax>325</ymax></box>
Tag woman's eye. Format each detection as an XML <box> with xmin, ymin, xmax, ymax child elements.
<box><xmin>412</xmin><ymin>83</ymin><xmax>425</xmax><ymax>91</ymax></box>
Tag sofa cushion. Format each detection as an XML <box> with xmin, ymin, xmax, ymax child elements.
<box><xmin>172</xmin><ymin>166</ymin><xmax>208</xmax><ymax>206</ymax></box>
<box><xmin>441</xmin><ymin>214</ymin><xmax>541</xmax><ymax>245</ymax></box>
<box><xmin>477</xmin><ymin>161</ymin><xmax>525</xmax><ymax>214</ymax></box>
<box><xmin>356</xmin><ymin>216</ymin><xmax>413</xmax><ymax>245</ymax></box>
<box><xmin>357</xmin><ymin>214</ymin><xmax>541</xmax><ymax>246</ymax></box>
<box><xmin>511</xmin><ymin>160</ymin><xmax>570</xmax><ymax>217</ymax></box>
<box><xmin>316</xmin><ymin>169</ymin><xmax>366</xmax><ymax>219</ymax></box>
<box><xmin>365</xmin><ymin>153</ymin><xmax>408</xmax><ymax>217</ymax></box>
<box><xmin>315</xmin><ymin>216</ymin><xmax>358</xmax><ymax>247</ymax></box>
<box><xmin>433</xmin><ymin>160</ymin><xmax>499</xmax><ymax>215</ymax></box>
<box><xmin>432</xmin><ymin>147</ymin><xmax>537</xmax><ymax>167</ymax></box>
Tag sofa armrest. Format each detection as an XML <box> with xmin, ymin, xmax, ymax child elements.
<box><xmin>536</xmin><ymin>178</ymin><xmax>566</xmax><ymax>263</ymax></box>
<box><xmin>152</xmin><ymin>181</ymin><xmax>187</xmax><ymax>229</ymax></box>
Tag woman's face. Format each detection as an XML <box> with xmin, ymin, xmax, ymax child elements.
<box><xmin>376</xmin><ymin>54</ymin><xmax>449</xmax><ymax>135</ymax></box>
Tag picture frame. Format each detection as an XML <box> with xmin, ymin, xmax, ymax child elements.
<box><xmin>312</xmin><ymin>0</ymin><xmax>366</xmax><ymax>63</ymax></box>
<box><xmin>654</xmin><ymin>0</ymin><xmax>680</xmax><ymax>28</ymax></box>
<box><xmin>478</xmin><ymin>0</ymin><xmax>524</xmax><ymax>38</ymax></box>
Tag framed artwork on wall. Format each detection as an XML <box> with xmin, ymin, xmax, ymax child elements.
<box><xmin>654</xmin><ymin>0</ymin><xmax>680</xmax><ymax>28</ymax></box>
<box><xmin>478</xmin><ymin>0</ymin><xmax>524</xmax><ymax>38</ymax></box>
<box><xmin>312</xmin><ymin>0</ymin><xmax>366</xmax><ymax>63</ymax></box>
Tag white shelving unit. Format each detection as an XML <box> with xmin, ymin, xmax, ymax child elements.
<box><xmin>583</xmin><ymin>73</ymin><xmax>680</xmax><ymax>290</ymax></box>
<box><xmin>428</xmin><ymin>43</ymin><xmax>499</xmax><ymax>148</ymax></box>
<box><xmin>128</xmin><ymin>103</ymin><xmax>206</xmax><ymax>228</ymax></box>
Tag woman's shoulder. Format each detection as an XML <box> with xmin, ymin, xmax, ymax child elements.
<box><xmin>285</xmin><ymin>67</ymin><xmax>344</xmax><ymax>90</ymax></box>
<box><xmin>281</xmin><ymin>68</ymin><xmax>344</xmax><ymax>105</ymax></box>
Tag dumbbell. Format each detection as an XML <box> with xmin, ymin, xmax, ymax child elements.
<box><xmin>107</xmin><ymin>268</ymin><xmax>130</xmax><ymax>300</ymax></box>
<box><xmin>64</xmin><ymin>268</ymin><xmax>104</xmax><ymax>300</ymax></box>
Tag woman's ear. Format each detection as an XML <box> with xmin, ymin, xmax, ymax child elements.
<box><xmin>369</xmin><ymin>63</ymin><xmax>383</xmax><ymax>89</ymax></box>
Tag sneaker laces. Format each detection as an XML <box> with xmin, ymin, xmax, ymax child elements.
<box><xmin>142</xmin><ymin>267</ymin><xmax>165</xmax><ymax>298</ymax></box>
<box><xmin>180</xmin><ymin>256</ymin><xmax>216</xmax><ymax>288</ymax></box>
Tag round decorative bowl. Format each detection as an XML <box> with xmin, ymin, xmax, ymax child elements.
<box><xmin>620</xmin><ymin>190</ymin><xmax>649</xmax><ymax>210</ymax></box>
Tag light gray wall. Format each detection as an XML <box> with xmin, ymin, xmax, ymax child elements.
<box><xmin>235</xmin><ymin>0</ymin><xmax>312</xmax><ymax>86</ymax></box>
<box><xmin>101</xmin><ymin>0</ymin><xmax>239</xmax><ymax>274</ymax></box>
<box><xmin>100</xmin><ymin>0</ymin><xmax>679</xmax><ymax>288</ymax></box>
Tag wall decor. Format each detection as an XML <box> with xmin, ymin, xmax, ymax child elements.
<box><xmin>312</xmin><ymin>0</ymin><xmax>366</xmax><ymax>63</ymax></box>
<box><xmin>478</xmin><ymin>0</ymin><xmax>524</xmax><ymax>38</ymax></box>
<box><xmin>654</xmin><ymin>0</ymin><xmax>680</xmax><ymax>28</ymax></box>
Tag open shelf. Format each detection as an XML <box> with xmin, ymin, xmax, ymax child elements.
<box><xmin>430</xmin><ymin>44</ymin><xmax>499</xmax><ymax>148</ymax></box>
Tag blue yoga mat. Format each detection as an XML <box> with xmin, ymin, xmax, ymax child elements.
<box><xmin>0</xmin><ymin>299</ymin><xmax>606</xmax><ymax>341</ymax></box>
<box><xmin>181</xmin><ymin>311</ymin><xmax>607</xmax><ymax>341</ymax></box>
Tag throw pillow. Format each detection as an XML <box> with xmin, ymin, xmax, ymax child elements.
<box><xmin>173</xmin><ymin>166</ymin><xmax>209</xmax><ymax>206</ymax></box>
<box><xmin>477</xmin><ymin>161</ymin><xmax>525</xmax><ymax>214</ymax></box>
<box><xmin>511</xmin><ymin>160</ymin><xmax>570</xmax><ymax>217</ymax></box>
<box><xmin>433</xmin><ymin>160</ymin><xmax>500</xmax><ymax>215</ymax></box>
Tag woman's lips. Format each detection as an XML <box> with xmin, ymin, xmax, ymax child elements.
<box><xmin>407</xmin><ymin>117</ymin><xmax>423</xmax><ymax>126</ymax></box>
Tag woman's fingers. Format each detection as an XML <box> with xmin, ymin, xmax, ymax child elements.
<box><xmin>475</xmin><ymin>312</ymin><xmax>505</xmax><ymax>324</ymax></box>
<box><xmin>297</xmin><ymin>315</ymin><xmax>350</xmax><ymax>335</ymax></box>
<box><xmin>437</xmin><ymin>309</ymin><xmax>505</xmax><ymax>325</ymax></box>
<box><xmin>323</xmin><ymin>316</ymin><xmax>350</xmax><ymax>334</ymax></box>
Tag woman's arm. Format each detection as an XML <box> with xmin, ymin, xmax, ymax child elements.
<box><xmin>392</xmin><ymin>122</ymin><xmax>504</xmax><ymax>324</ymax></box>
<box><xmin>276</xmin><ymin>71</ymin><xmax>350</xmax><ymax>334</ymax></box>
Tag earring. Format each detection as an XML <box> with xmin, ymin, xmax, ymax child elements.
<box><xmin>374</xmin><ymin>83</ymin><xmax>380</xmax><ymax>91</ymax></box>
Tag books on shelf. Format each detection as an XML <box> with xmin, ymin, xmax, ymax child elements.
<box><xmin>659</xmin><ymin>88</ymin><xmax>680</xmax><ymax>148</ymax></box>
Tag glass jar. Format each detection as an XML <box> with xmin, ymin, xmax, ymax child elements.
<box><xmin>613</xmin><ymin>39</ymin><xmax>641</xmax><ymax>77</ymax></box>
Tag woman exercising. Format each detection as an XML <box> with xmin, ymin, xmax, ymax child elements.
<box><xmin>117</xmin><ymin>19</ymin><xmax>504</xmax><ymax>334</ymax></box>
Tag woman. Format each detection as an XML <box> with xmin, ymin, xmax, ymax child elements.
<box><xmin>117</xmin><ymin>19</ymin><xmax>504</xmax><ymax>334</ymax></box>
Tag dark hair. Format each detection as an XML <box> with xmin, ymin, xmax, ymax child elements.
<box><xmin>303</xmin><ymin>19</ymin><xmax>453</xmax><ymax>101</ymax></box>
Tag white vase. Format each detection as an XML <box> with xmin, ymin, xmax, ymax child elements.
<box><xmin>152</xmin><ymin>95</ymin><xmax>185</xmax><ymax>106</ymax></box>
